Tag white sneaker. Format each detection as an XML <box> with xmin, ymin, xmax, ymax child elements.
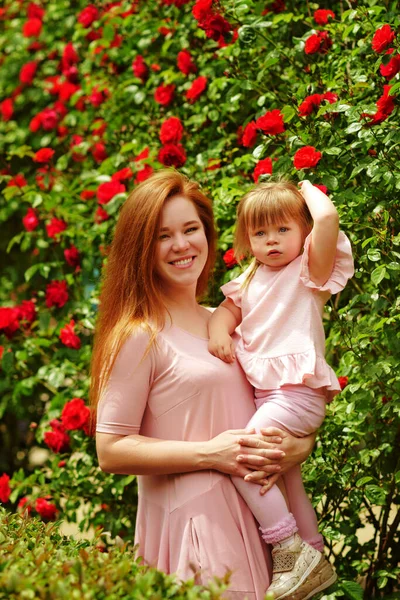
<box><xmin>267</xmin><ymin>533</ymin><xmax>337</xmax><ymax>599</ymax></box>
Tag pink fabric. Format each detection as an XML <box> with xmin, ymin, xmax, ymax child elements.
<box><xmin>221</xmin><ymin>231</ymin><xmax>354</xmax><ymax>401</ymax></box>
<box><xmin>231</xmin><ymin>387</ymin><xmax>325</xmax><ymax>546</ymax></box>
<box><xmin>260</xmin><ymin>513</ymin><xmax>298</xmax><ymax>544</ymax></box>
<box><xmin>97</xmin><ymin>326</ymin><xmax>271</xmax><ymax>599</ymax></box>
<box><xmin>305</xmin><ymin>534</ymin><xmax>325</xmax><ymax>552</ymax></box>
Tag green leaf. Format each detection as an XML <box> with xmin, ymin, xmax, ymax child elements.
<box><xmin>371</xmin><ymin>265</ymin><xmax>387</xmax><ymax>286</ymax></box>
<box><xmin>341</xmin><ymin>580</ymin><xmax>364</xmax><ymax>600</ymax></box>
<box><xmin>281</xmin><ymin>105</ymin><xmax>296</xmax><ymax>123</ymax></box>
<box><xmin>367</xmin><ymin>249</ymin><xmax>381</xmax><ymax>262</ymax></box>
<box><xmin>324</xmin><ymin>147</ymin><xmax>342</xmax><ymax>156</ymax></box>
<box><xmin>346</xmin><ymin>122</ymin><xmax>362</xmax><ymax>134</ymax></box>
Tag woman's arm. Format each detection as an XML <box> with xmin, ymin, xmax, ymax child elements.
<box><xmin>299</xmin><ymin>180</ymin><xmax>339</xmax><ymax>287</ymax></box>
<box><xmin>96</xmin><ymin>427</ymin><xmax>285</xmax><ymax>480</ymax></box>
<box><xmin>208</xmin><ymin>298</ymin><xmax>242</xmax><ymax>363</ymax></box>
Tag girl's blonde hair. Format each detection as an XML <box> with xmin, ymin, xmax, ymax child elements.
<box><xmin>90</xmin><ymin>169</ymin><xmax>216</xmax><ymax>418</ymax></box>
<box><xmin>234</xmin><ymin>180</ymin><xmax>313</xmax><ymax>282</ymax></box>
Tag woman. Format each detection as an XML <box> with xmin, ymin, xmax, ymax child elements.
<box><xmin>91</xmin><ymin>170</ymin><xmax>315</xmax><ymax>599</ymax></box>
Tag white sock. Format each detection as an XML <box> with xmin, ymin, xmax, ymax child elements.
<box><xmin>274</xmin><ymin>534</ymin><xmax>297</xmax><ymax>548</ymax></box>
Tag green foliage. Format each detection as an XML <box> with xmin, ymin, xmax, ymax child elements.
<box><xmin>0</xmin><ymin>508</ymin><xmax>228</xmax><ymax>599</ymax></box>
<box><xmin>0</xmin><ymin>0</ymin><xmax>399</xmax><ymax>597</ymax></box>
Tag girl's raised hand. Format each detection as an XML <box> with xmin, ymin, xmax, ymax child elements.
<box><xmin>208</xmin><ymin>334</ymin><xmax>236</xmax><ymax>363</ymax></box>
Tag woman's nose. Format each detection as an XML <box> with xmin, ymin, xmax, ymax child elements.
<box><xmin>172</xmin><ymin>235</ymin><xmax>190</xmax><ymax>251</ymax></box>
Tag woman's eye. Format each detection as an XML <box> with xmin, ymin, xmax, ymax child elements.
<box><xmin>158</xmin><ymin>234</ymin><xmax>169</xmax><ymax>240</ymax></box>
<box><xmin>185</xmin><ymin>227</ymin><xmax>198</xmax><ymax>234</ymax></box>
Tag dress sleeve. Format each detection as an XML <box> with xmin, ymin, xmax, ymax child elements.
<box><xmin>96</xmin><ymin>328</ymin><xmax>155</xmax><ymax>436</ymax></box>
<box><xmin>300</xmin><ymin>230</ymin><xmax>354</xmax><ymax>294</ymax></box>
<box><xmin>220</xmin><ymin>270</ymin><xmax>249</xmax><ymax>308</ymax></box>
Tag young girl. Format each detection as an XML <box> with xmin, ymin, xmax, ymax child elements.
<box><xmin>208</xmin><ymin>180</ymin><xmax>354</xmax><ymax>600</ymax></box>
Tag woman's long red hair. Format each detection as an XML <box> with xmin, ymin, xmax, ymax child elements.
<box><xmin>90</xmin><ymin>169</ymin><xmax>216</xmax><ymax>418</ymax></box>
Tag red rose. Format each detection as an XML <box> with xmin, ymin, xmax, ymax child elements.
<box><xmin>8</xmin><ymin>174</ymin><xmax>27</xmax><ymax>188</ymax></box>
<box><xmin>19</xmin><ymin>61</ymin><xmax>38</xmax><ymax>84</ymax></box>
<box><xmin>97</xmin><ymin>181</ymin><xmax>126</xmax><ymax>205</ymax></box>
<box><xmin>0</xmin><ymin>307</ymin><xmax>20</xmax><ymax>337</ymax></box>
<box><xmin>40</xmin><ymin>108</ymin><xmax>59</xmax><ymax>131</ymax></box>
<box><xmin>0</xmin><ymin>473</ymin><xmax>11</xmax><ymax>503</ymax></box>
<box><xmin>242</xmin><ymin>121</ymin><xmax>257</xmax><ymax>148</ymax></box>
<box><xmin>154</xmin><ymin>83</ymin><xmax>175</xmax><ymax>106</ymax></box>
<box><xmin>58</xmin><ymin>460</ymin><xmax>66</xmax><ymax>468</ymax></box>
<box><xmin>62</xmin><ymin>42</ymin><xmax>79</xmax><ymax>68</ymax></box>
<box><xmin>18</xmin><ymin>497</ymin><xmax>32</xmax><ymax>515</ymax></box>
<box><xmin>44</xmin><ymin>424</ymin><xmax>70</xmax><ymax>453</ymax></box>
<box><xmin>46</xmin><ymin>217</ymin><xmax>66</xmax><ymax>239</ymax></box>
<box><xmin>135</xmin><ymin>147</ymin><xmax>149</xmax><ymax>162</ymax></box>
<box><xmin>88</xmin><ymin>87</ymin><xmax>109</xmax><ymax>107</ymax></box>
<box><xmin>338</xmin><ymin>376</ymin><xmax>348</xmax><ymax>390</ymax></box>
<box><xmin>23</xmin><ymin>208</ymin><xmax>39</xmax><ymax>231</ymax></box>
<box><xmin>177</xmin><ymin>49</ymin><xmax>197</xmax><ymax>75</ymax></box>
<box><xmin>35</xmin><ymin>498</ymin><xmax>57</xmax><ymax>520</ymax></box>
<box><xmin>192</xmin><ymin>0</ymin><xmax>213</xmax><ymax>22</ymax></box>
<box><xmin>60</xmin><ymin>319</ymin><xmax>81</xmax><ymax>349</ymax></box>
<box><xmin>158</xmin><ymin>143</ymin><xmax>187</xmax><ymax>168</ymax></box>
<box><xmin>92</xmin><ymin>119</ymin><xmax>107</xmax><ymax>136</ymax></box>
<box><xmin>223</xmin><ymin>248</ymin><xmax>238</xmax><ymax>269</ymax></box>
<box><xmin>380</xmin><ymin>53</ymin><xmax>400</xmax><ymax>79</ymax></box>
<box><xmin>95</xmin><ymin>206</ymin><xmax>110</xmax><ymax>223</ymax></box>
<box><xmin>77</xmin><ymin>5</ymin><xmax>99</xmax><ymax>28</ymax></box>
<box><xmin>23</xmin><ymin>18</ymin><xmax>42</xmax><ymax>37</ymax></box>
<box><xmin>313</xmin><ymin>9</ymin><xmax>335</xmax><ymax>25</ymax></box>
<box><xmin>298</xmin><ymin>94</ymin><xmax>322</xmax><ymax>116</ymax></box>
<box><xmin>33</xmin><ymin>148</ymin><xmax>55</xmax><ymax>163</ymax></box>
<box><xmin>201</xmin><ymin>13</ymin><xmax>231</xmax><ymax>41</ymax></box>
<box><xmin>64</xmin><ymin>245</ymin><xmax>80</xmax><ymax>267</ymax></box>
<box><xmin>135</xmin><ymin>165</ymin><xmax>154</xmax><ymax>183</ymax></box>
<box><xmin>112</xmin><ymin>167</ymin><xmax>133</xmax><ymax>182</ymax></box>
<box><xmin>17</xmin><ymin>300</ymin><xmax>36</xmax><ymax>324</ymax></box>
<box><xmin>186</xmin><ymin>76</ymin><xmax>207</xmax><ymax>103</ymax></box>
<box><xmin>372</xmin><ymin>25</ymin><xmax>396</xmax><ymax>53</ymax></box>
<box><xmin>28</xmin><ymin>3</ymin><xmax>45</xmax><ymax>20</ymax></box>
<box><xmin>253</xmin><ymin>158</ymin><xmax>273</xmax><ymax>182</ymax></box>
<box><xmin>160</xmin><ymin>116</ymin><xmax>184</xmax><ymax>144</ymax></box>
<box><xmin>61</xmin><ymin>397</ymin><xmax>90</xmax><ymax>431</ymax></box>
<box><xmin>305</xmin><ymin>33</ymin><xmax>321</xmax><ymax>54</ymax></box>
<box><xmin>91</xmin><ymin>142</ymin><xmax>108</xmax><ymax>163</ymax></box>
<box><xmin>293</xmin><ymin>146</ymin><xmax>322</xmax><ymax>169</ymax></box>
<box><xmin>322</xmin><ymin>91</ymin><xmax>338</xmax><ymax>104</ymax></box>
<box><xmin>1</xmin><ymin>98</ymin><xmax>13</xmax><ymax>121</ymax></box>
<box><xmin>132</xmin><ymin>55</ymin><xmax>148</xmax><ymax>81</ymax></box>
<box><xmin>256</xmin><ymin>109</ymin><xmax>285</xmax><ymax>135</ymax></box>
<box><xmin>80</xmin><ymin>190</ymin><xmax>96</xmax><ymax>200</ymax></box>
<box><xmin>313</xmin><ymin>184</ymin><xmax>328</xmax><ymax>194</ymax></box>
<box><xmin>45</xmin><ymin>280</ymin><xmax>68</xmax><ymax>308</ymax></box>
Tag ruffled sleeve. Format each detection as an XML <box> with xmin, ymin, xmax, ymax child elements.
<box><xmin>220</xmin><ymin>271</ymin><xmax>247</xmax><ymax>308</ymax></box>
<box><xmin>300</xmin><ymin>230</ymin><xmax>354</xmax><ymax>294</ymax></box>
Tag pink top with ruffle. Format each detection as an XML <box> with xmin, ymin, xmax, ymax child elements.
<box><xmin>221</xmin><ymin>231</ymin><xmax>354</xmax><ymax>401</ymax></box>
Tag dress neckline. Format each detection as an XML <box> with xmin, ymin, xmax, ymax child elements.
<box><xmin>170</xmin><ymin>324</ymin><xmax>209</xmax><ymax>342</ymax></box>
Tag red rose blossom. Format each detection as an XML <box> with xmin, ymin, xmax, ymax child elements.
<box><xmin>293</xmin><ymin>146</ymin><xmax>322</xmax><ymax>170</ymax></box>
<box><xmin>135</xmin><ymin>147</ymin><xmax>149</xmax><ymax>162</ymax></box>
<box><xmin>19</xmin><ymin>61</ymin><xmax>38</xmax><ymax>84</ymax></box>
<box><xmin>160</xmin><ymin>116</ymin><xmax>184</xmax><ymax>144</ymax></box>
<box><xmin>64</xmin><ymin>245</ymin><xmax>80</xmax><ymax>267</ymax></box>
<box><xmin>23</xmin><ymin>18</ymin><xmax>42</xmax><ymax>37</ymax></box>
<box><xmin>201</xmin><ymin>13</ymin><xmax>232</xmax><ymax>42</ymax></box>
<box><xmin>255</xmin><ymin>109</ymin><xmax>285</xmax><ymax>135</ymax></box>
<box><xmin>154</xmin><ymin>83</ymin><xmax>175</xmax><ymax>106</ymax></box>
<box><xmin>313</xmin><ymin>9</ymin><xmax>335</xmax><ymax>25</ymax></box>
<box><xmin>338</xmin><ymin>376</ymin><xmax>348</xmax><ymax>390</ymax></box>
<box><xmin>44</xmin><ymin>423</ymin><xmax>70</xmax><ymax>453</ymax></box>
<box><xmin>158</xmin><ymin>143</ymin><xmax>187</xmax><ymax>168</ymax></box>
<box><xmin>253</xmin><ymin>157</ymin><xmax>273</xmax><ymax>182</ymax></box>
<box><xmin>112</xmin><ymin>167</ymin><xmax>133</xmax><ymax>182</ymax></box>
<box><xmin>45</xmin><ymin>280</ymin><xmax>68</xmax><ymax>308</ymax></box>
<box><xmin>77</xmin><ymin>5</ymin><xmax>99</xmax><ymax>28</ymax></box>
<box><xmin>192</xmin><ymin>0</ymin><xmax>213</xmax><ymax>22</ymax></box>
<box><xmin>28</xmin><ymin>3</ymin><xmax>45</xmax><ymax>20</ymax></box>
<box><xmin>8</xmin><ymin>174</ymin><xmax>27</xmax><ymax>188</ymax></box>
<box><xmin>186</xmin><ymin>76</ymin><xmax>207</xmax><ymax>103</ymax></box>
<box><xmin>46</xmin><ymin>217</ymin><xmax>66</xmax><ymax>239</ymax></box>
<box><xmin>242</xmin><ymin>121</ymin><xmax>257</xmax><ymax>148</ymax></box>
<box><xmin>372</xmin><ymin>25</ymin><xmax>396</xmax><ymax>53</ymax></box>
<box><xmin>313</xmin><ymin>184</ymin><xmax>328</xmax><ymax>194</ymax></box>
<box><xmin>97</xmin><ymin>181</ymin><xmax>126</xmax><ymax>205</ymax></box>
<box><xmin>80</xmin><ymin>190</ymin><xmax>96</xmax><ymax>200</ymax></box>
<box><xmin>17</xmin><ymin>300</ymin><xmax>36</xmax><ymax>324</ymax></box>
<box><xmin>61</xmin><ymin>398</ymin><xmax>90</xmax><ymax>431</ymax></box>
<box><xmin>305</xmin><ymin>31</ymin><xmax>331</xmax><ymax>55</ymax></box>
<box><xmin>33</xmin><ymin>148</ymin><xmax>55</xmax><ymax>163</ymax></box>
<box><xmin>95</xmin><ymin>206</ymin><xmax>110</xmax><ymax>223</ymax></box>
<box><xmin>91</xmin><ymin>142</ymin><xmax>108</xmax><ymax>163</ymax></box>
<box><xmin>0</xmin><ymin>474</ymin><xmax>11</xmax><ymax>503</ymax></box>
<box><xmin>380</xmin><ymin>52</ymin><xmax>400</xmax><ymax>79</ymax></box>
<box><xmin>35</xmin><ymin>498</ymin><xmax>57</xmax><ymax>520</ymax></box>
<box><xmin>60</xmin><ymin>320</ymin><xmax>81</xmax><ymax>349</ymax></box>
<box><xmin>177</xmin><ymin>49</ymin><xmax>197</xmax><ymax>75</ymax></box>
<box><xmin>23</xmin><ymin>208</ymin><xmax>39</xmax><ymax>231</ymax></box>
<box><xmin>132</xmin><ymin>55</ymin><xmax>148</xmax><ymax>81</ymax></box>
<box><xmin>1</xmin><ymin>98</ymin><xmax>13</xmax><ymax>121</ymax></box>
<box><xmin>17</xmin><ymin>497</ymin><xmax>32</xmax><ymax>515</ymax></box>
<box><xmin>223</xmin><ymin>248</ymin><xmax>238</xmax><ymax>269</ymax></box>
<box><xmin>0</xmin><ymin>307</ymin><xmax>20</xmax><ymax>337</ymax></box>
<box><xmin>298</xmin><ymin>94</ymin><xmax>323</xmax><ymax>116</ymax></box>
<box><xmin>135</xmin><ymin>165</ymin><xmax>154</xmax><ymax>183</ymax></box>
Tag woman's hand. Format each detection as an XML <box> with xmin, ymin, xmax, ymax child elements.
<box><xmin>206</xmin><ymin>428</ymin><xmax>285</xmax><ymax>481</ymax></box>
<box><xmin>238</xmin><ymin>427</ymin><xmax>316</xmax><ymax>495</ymax></box>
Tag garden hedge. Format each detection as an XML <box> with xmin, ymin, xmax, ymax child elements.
<box><xmin>0</xmin><ymin>0</ymin><xmax>399</xmax><ymax>597</ymax></box>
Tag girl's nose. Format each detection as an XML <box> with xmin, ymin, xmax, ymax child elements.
<box><xmin>266</xmin><ymin>235</ymin><xmax>277</xmax><ymax>245</ymax></box>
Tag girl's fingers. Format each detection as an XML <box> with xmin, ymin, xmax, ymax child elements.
<box><xmin>260</xmin><ymin>473</ymin><xmax>281</xmax><ymax>495</ymax></box>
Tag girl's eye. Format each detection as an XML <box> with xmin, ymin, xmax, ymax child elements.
<box><xmin>255</xmin><ymin>231</ymin><xmax>264</xmax><ymax>237</ymax></box>
<box><xmin>279</xmin><ymin>227</ymin><xmax>288</xmax><ymax>233</ymax></box>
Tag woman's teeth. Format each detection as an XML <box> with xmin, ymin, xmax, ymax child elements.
<box><xmin>172</xmin><ymin>257</ymin><xmax>193</xmax><ymax>265</ymax></box>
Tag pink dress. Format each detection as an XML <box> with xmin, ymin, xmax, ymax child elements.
<box><xmin>96</xmin><ymin>325</ymin><xmax>271</xmax><ymax>599</ymax></box>
<box><xmin>221</xmin><ymin>231</ymin><xmax>354</xmax><ymax>401</ymax></box>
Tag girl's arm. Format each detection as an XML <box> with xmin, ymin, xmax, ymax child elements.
<box><xmin>208</xmin><ymin>298</ymin><xmax>241</xmax><ymax>363</ymax></box>
<box><xmin>299</xmin><ymin>180</ymin><xmax>339</xmax><ymax>287</ymax></box>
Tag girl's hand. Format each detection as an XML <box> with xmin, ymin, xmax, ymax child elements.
<box><xmin>206</xmin><ymin>428</ymin><xmax>284</xmax><ymax>481</ymax></box>
<box><xmin>208</xmin><ymin>334</ymin><xmax>236</xmax><ymax>363</ymax></box>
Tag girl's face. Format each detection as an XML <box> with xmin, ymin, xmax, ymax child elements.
<box><xmin>248</xmin><ymin>219</ymin><xmax>304</xmax><ymax>268</ymax></box>
<box><xmin>155</xmin><ymin>195</ymin><xmax>208</xmax><ymax>293</ymax></box>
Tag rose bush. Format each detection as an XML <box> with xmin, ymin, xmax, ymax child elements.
<box><xmin>0</xmin><ymin>0</ymin><xmax>399</xmax><ymax>597</ymax></box>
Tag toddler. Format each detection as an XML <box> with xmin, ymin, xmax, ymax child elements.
<box><xmin>208</xmin><ymin>180</ymin><xmax>354</xmax><ymax>599</ymax></box>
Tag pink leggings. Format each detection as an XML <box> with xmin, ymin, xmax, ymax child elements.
<box><xmin>232</xmin><ymin>385</ymin><xmax>326</xmax><ymax>551</ymax></box>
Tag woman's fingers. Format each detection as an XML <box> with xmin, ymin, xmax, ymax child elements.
<box><xmin>237</xmin><ymin>448</ymin><xmax>284</xmax><ymax>466</ymax></box>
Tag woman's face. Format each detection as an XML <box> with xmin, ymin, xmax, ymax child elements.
<box><xmin>155</xmin><ymin>195</ymin><xmax>208</xmax><ymax>293</ymax></box>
